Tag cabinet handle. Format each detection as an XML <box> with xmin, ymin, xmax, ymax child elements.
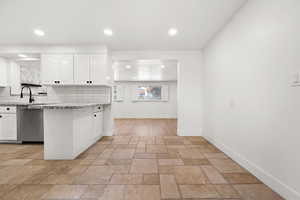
<box><xmin>6</xmin><ymin>107</ymin><xmax>10</xmax><ymax>111</ymax></box>
<box><xmin>58</xmin><ymin>81</ymin><xmax>60</xmax><ymax>84</ymax></box>
<box><xmin>0</xmin><ymin>115</ymin><xmax>2</xmax><ymax>118</ymax></box>
<box><xmin>94</xmin><ymin>114</ymin><xmax>97</xmax><ymax>117</ymax></box>
<box><xmin>90</xmin><ymin>81</ymin><xmax>93</xmax><ymax>84</ymax></box>
<box><xmin>86</xmin><ymin>81</ymin><xmax>89</xmax><ymax>84</ymax></box>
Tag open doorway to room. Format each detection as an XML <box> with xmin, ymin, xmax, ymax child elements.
<box><xmin>111</xmin><ymin>59</ymin><xmax>178</xmax><ymax>136</ymax></box>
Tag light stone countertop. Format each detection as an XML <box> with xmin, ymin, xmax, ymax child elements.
<box><xmin>0</xmin><ymin>102</ymin><xmax>109</xmax><ymax>109</ymax></box>
<box><xmin>0</xmin><ymin>102</ymin><xmax>55</xmax><ymax>106</ymax></box>
<box><xmin>28</xmin><ymin>103</ymin><xmax>109</xmax><ymax>109</ymax></box>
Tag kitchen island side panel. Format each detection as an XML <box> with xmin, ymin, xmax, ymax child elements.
<box><xmin>44</xmin><ymin>109</ymin><xmax>74</xmax><ymax>160</ymax></box>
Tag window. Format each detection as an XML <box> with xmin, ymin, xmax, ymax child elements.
<box><xmin>132</xmin><ymin>85</ymin><xmax>168</xmax><ymax>102</ymax></box>
<box><xmin>137</xmin><ymin>86</ymin><xmax>162</xmax><ymax>100</ymax></box>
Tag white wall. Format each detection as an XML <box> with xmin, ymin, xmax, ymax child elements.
<box><xmin>112</xmin><ymin>51</ymin><xmax>203</xmax><ymax>136</ymax></box>
<box><xmin>203</xmin><ymin>0</ymin><xmax>300</xmax><ymax>199</ymax></box>
<box><xmin>113</xmin><ymin>81</ymin><xmax>177</xmax><ymax>119</ymax></box>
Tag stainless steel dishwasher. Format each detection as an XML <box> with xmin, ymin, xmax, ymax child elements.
<box><xmin>17</xmin><ymin>106</ymin><xmax>44</xmax><ymax>142</ymax></box>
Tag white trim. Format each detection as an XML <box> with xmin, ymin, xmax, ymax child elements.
<box><xmin>177</xmin><ymin>130</ymin><xmax>203</xmax><ymax>137</ymax></box>
<box><xmin>111</xmin><ymin>50</ymin><xmax>202</xmax><ymax>58</ymax></box>
<box><xmin>103</xmin><ymin>130</ymin><xmax>113</xmax><ymax>136</ymax></box>
<box><xmin>204</xmin><ymin>135</ymin><xmax>300</xmax><ymax>200</ymax></box>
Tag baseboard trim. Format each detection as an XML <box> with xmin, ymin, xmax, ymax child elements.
<box><xmin>204</xmin><ymin>136</ymin><xmax>300</xmax><ymax>200</ymax></box>
<box><xmin>103</xmin><ymin>130</ymin><xmax>113</xmax><ymax>136</ymax></box>
<box><xmin>177</xmin><ymin>129</ymin><xmax>203</xmax><ymax>137</ymax></box>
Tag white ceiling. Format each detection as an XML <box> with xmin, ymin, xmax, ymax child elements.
<box><xmin>0</xmin><ymin>0</ymin><xmax>246</xmax><ymax>51</ymax></box>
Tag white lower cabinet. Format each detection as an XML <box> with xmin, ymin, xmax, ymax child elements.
<box><xmin>0</xmin><ymin>107</ymin><xmax>17</xmax><ymax>141</ymax></box>
<box><xmin>93</xmin><ymin>110</ymin><xmax>103</xmax><ymax>140</ymax></box>
<box><xmin>44</xmin><ymin>105</ymin><xmax>104</xmax><ymax>160</ymax></box>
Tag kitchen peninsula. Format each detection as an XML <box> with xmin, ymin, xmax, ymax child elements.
<box><xmin>37</xmin><ymin>103</ymin><xmax>106</xmax><ymax>160</ymax></box>
<box><xmin>0</xmin><ymin>102</ymin><xmax>110</xmax><ymax>160</ymax></box>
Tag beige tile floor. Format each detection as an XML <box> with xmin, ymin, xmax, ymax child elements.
<box><xmin>114</xmin><ymin>119</ymin><xmax>177</xmax><ymax>136</ymax></box>
<box><xmin>0</xmin><ymin>119</ymin><xmax>284</xmax><ymax>199</ymax></box>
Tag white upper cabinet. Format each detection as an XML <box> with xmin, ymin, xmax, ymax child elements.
<box><xmin>90</xmin><ymin>55</ymin><xmax>107</xmax><ymax>85</ymax></box>
<box><xmin>58</xmin><ymin>55</ymin><xmax>74</xmax><ymax>84</ymax></box>
<box><xmin>0</xmin><ymin>58</ymin><xmax>8</xmax><ymax>87</ymax></box>
<box><xmin>74</xmin><ymin>54</ymin><xmax>109</xmax><ymax>85</ymax></box>
<box><xmin>74</xmin><ymin>54</ymin><xmax>90</xmax><ymax>85</ymax></box>
<box><xmin>41</xmin><ymin>55</ymin><xmax>56</xmax><ymax>84</ymax></box>
<box><xmin>42</xmin><ymin>53</ymin><xmax>110</xmax><ymax>86</ymax></box>
<box><xmin>41</xmin><ymin>54</ymin><xmax>74</xmax><ymax>85</ymax></box>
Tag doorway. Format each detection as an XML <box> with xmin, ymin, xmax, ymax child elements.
<box><xmin>111</xmin><ymin>59</ymin><xmax>178</xmax><ymax>136</ymax></box>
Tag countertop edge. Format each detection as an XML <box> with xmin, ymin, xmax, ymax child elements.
<box><xmin>0</xmin><ymin>103</ymin><xmax>110</xmax><ymax>109</ymax></box>
<box><xmin>31</xmin><ymin>103</ymin><xmax>109</xmax><ymax>109</ymax></box>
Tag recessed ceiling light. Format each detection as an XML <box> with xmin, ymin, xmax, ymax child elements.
<box><xmin>18</xmin><ymin>54</ymin><xmax>27</xmax><ymax>58</ymax></box>
<box><xmin>161</xmin><ymin>65</ymin><xmax>165</xmax><ymax>69</ymax></box>
<box><xmin>125</xmin><ymin>65</ymin><xmax>131</xmax><ymax>69</ymax></box>
<box><xmin>168</xmin><ymin>28</ymin><xmax>178</xmax><ymax>36</ymax></box>
<box><xmin>104</xmin><ymin>29</ymin><xmax>113</xmax><ymax>36</ymax></box>
<box><xmin>34</xmin><ymin>29</ymin><xmax>45</xmax><ymax>36</ymax></box>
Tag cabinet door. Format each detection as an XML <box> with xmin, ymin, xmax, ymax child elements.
<box><xmin>41</xmin><ymin>54</ymin><xmax>59</xmax><ymax>85</ymax></box>
<box><xmin>41</xmin><ymin>54</ymin><xmax>74</xmax><ymax>85</ymax></box>
<box><xmin>74</xmin><ymin>55</ymin><xmax>90</xmax><ymax>85</ymax></box>
<box><xmin>0</xmin><ymin>114</ymin><xmax>17</xmax><ymax>140</ymax></box>
<box><xmin>0</xmin><ymin>58</ymin><xmax>8</xmax><ymax>87</ymax></box>
<box><xmin>93</xmin><ymin>112</ymin><xmax>103</xmax><ymax>140</ymax></box>
<box><xmin>90</xmin><ymin>55</ymin><xmax>107</xmax><ymax>85</ymax></box>
<box><xmin>74</xmin><ymin>109</ymin><xmax>93</xmax><ymax>153</ymax></box>
<box><xmin>57</xmin><ymin>55</ymin><xmax>74</xmax><ymax>85</ymax></box>
<box><xmin>97</xmin><ymin>111</ymin><xmax>103</xmax><ymax>138</ymax></box>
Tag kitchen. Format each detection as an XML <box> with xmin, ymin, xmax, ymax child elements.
<box><xmin>0</xmin><ymin>46</ymin><xmax>113</xmax><ymax>159</ymax></box>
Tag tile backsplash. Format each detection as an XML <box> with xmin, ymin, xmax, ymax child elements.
<box><xmin>47</xmin><ymin>86</ymin><xmax>111</xmax><ymax>103</ymax></box>
<box><xmin>0</xmin><ymin>86</ymin><xmax>111</xmax><ymax>104</ymax></box>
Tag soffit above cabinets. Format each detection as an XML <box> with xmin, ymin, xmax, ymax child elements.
<box><xmin>113</xmin><ymin>59</ymin><xmax>178</xmax><ymax>82</ymax></box>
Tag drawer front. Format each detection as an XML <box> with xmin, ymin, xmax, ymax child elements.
<box><xmin>93</xmin><ymin>105</ymin><xmax>103</xmax><ymax>112</ymax></box>
<box><xmin>0</xmin><ymin>106</ymin><xmax>16</xmax><ymax>113</ymax></box>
